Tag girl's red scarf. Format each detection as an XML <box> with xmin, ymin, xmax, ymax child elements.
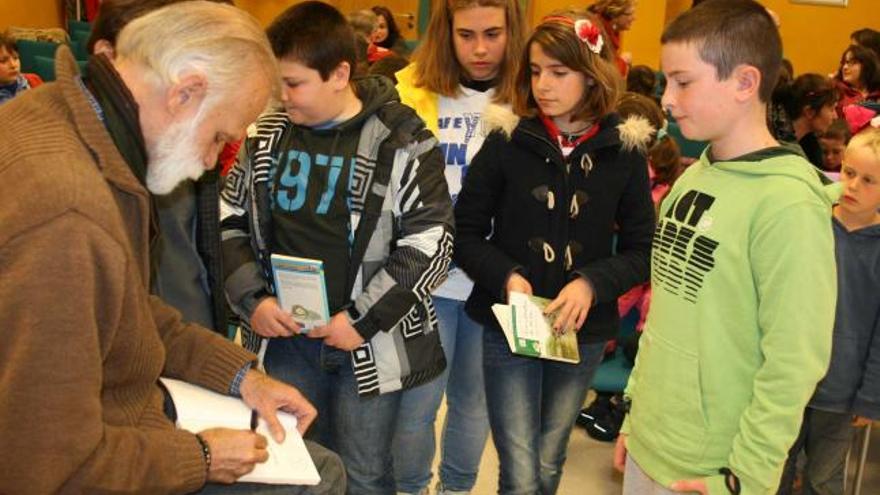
<box><xmin>539</xmin><ymin>113</ymin><xmax>600</xmax><ymax>158</ymax></box>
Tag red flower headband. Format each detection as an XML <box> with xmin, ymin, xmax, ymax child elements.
<box><xmin>541</xmin><ymin>15</ymin><xmax>604</xmax><ymax>55</ymax></box>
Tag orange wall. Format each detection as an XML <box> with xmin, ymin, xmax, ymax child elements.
<box><xmin>659</xmin><ymin>0</ymin><xmax>879</xmax><ymax>76</ymax></box>
<box><xmin>237</xmin><ymin>0</ymin><xmax>419</xmax><ymax>40</ymax></box>
<box><xmin>528</xmin><ymin>1</ymin><xmax>667</xmax><ymax>70</ymax></box>
<box><xmin>620</xmin><ymin>0</ymin><xmax>666</xmax><ymax>69</ymax></box>
<box><xmin>1</xmin><ymin>0</ymin><xmax>63</xmax><ymax>30</ymax></box>
<box><xmin>764</xmin><ymin>0</ymin><xmax>880</xmax><ymax>76</ymax></box>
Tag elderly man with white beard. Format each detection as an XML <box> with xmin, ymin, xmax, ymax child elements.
<box><xmin>0</xmin><ymin>2</ymin><xmax>345</xmax><ymax>494</ymax></box>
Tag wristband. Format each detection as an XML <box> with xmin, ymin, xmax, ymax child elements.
<box><xmin>195</xmin><ymin>433</ymin><xmax>212</xmax><ymax>476</ymax></box>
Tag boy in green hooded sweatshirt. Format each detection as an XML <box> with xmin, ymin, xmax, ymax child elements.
<box><xmin>613</xmin><ymin>1</ymin><xmax>838</xmax><ymax>494</ymax></box>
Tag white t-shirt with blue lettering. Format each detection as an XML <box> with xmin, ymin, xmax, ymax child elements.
<box><xmin>434</xmin><ymin>85</ymin><xmax>495</xmax><ymax>300</ymax></box>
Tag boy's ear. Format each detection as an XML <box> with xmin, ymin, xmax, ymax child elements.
<box><xmin>732</xmin><ymin>64</ymin><xmax>761</xmax><ymax>102</ymax></box>
<box><xmin>330</xmin><ymin>61</ymin><xmax>352</xmax><ymax>90</ymax></box>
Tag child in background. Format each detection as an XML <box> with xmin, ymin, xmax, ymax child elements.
<box><xmin>774</xmin><ymin>73</ymin><xmax>838</xmax><ymax>170</ymax></box>
<box><xmin>626</xmin><ymin>65</ymin><xmax>658</xmax><ymax>101</ymax></box>
<box><xmin>393</xmin><ymin>1</ymin><xmax>526</xmax><ymax>492</ymax></box>
<box><xmin>348</xmin><ymin>9</ymin><xmax>392</xmax><ymax>72</ymax></box>
<box><xmin>371</xmin><ymin>5</ymin><xmax>410</xmax><ymax>56</ymax></box>
<box><xmin>820</xmin><ymin>119</ymin><xmax>852</xmax><ymax>173</ymax></box>
<box><xmin>614</xmin><ymin>2</ymin><xmax>837</xmax><ymax>494</ymax></box>
<box><xmin>834</xmin><ymin>44</ymin><xmax>880</xmax><ymax>117</ymax></box>
<box><xmin>0</xmin><ymin>32</ymin><xmax>42</xmax><ymax>105</ymax></box>
<box><xmin>778</xmin><ymin>127</ymin><xmax>880</xmax><ymax>495</ymax></box>
<box><xmin>578</xmin><ymin>92</ymin><xmax>683</xmax><ymax>442</ymax></box>
<box><xmin>454</xmin><ymin>11</ymin><xmax>655</xmax><ymax>493</ymax></box>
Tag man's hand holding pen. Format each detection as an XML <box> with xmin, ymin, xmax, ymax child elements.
<box><xmin>196</xmin><ymin>369</ymin><xmax>317</xmax><ymax>483</ymax></box>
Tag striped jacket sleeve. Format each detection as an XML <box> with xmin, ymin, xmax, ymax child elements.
<box><xmin>348</xmin><ymin>129</ymin><xmax>454</xmax><ymax>341</ymax></box>
<box><xmin>219</xmin><ymin>144</ymin><xmax>268</xmax><ymax>320</ymax></box>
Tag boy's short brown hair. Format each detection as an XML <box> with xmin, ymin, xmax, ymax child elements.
<box><xmin>513</xmin><ymin>12</ymin><xmax>622</xmax><ymax>121</ymax></box>
<box><xmin>661</xmin><ymin>0</ymin><xmax>781</xmax><ymax>103</ymax></box>
<box><xmin>267</xmin><ymin>1</ymin><xmax>357</xmax><ymax>81</ymax></box>
<box><xmin>0</xmin><ymin>31</ymin><xmax>18</xmax><ymax>54</ymax></box>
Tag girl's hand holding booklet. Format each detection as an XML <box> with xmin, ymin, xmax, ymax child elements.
<box><xmin>492</xmin><ymin>291</ymin><xmax>580</xmax><ymax>364</ymax></box>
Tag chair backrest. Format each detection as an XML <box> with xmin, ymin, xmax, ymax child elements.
<box><xmin>69</xmin><ymin>30</ymin><xmax>91</xmax><ymax>61</ymax></box>
<box><xmin>16</xmin><ymin>39</ymin><xmax>60</xmax><ymax>75</ymax></box>
<box><xmin>68</xmin><ymin>20</ymin><xmax>92</xmax><ymax>36</ymax></box>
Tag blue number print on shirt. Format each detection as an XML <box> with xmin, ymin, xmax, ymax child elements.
<box><xmin>314</xmin><ymin>153</ymin><xmax>344</xmax><ymax>214</ymax></box>
<box><xmin>277</xmin><ymin>149</ymin><xmax>310</xmax><ymax>212</ymax></box>
<box><xmin>276</xmin><ymin>149</ymin><xmax>349</xmax><ymax>215</ymax></box>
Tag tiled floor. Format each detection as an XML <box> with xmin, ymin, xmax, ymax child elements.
<box><xmin>430</xmin><ymin>399</ymin><xmax>880</xmax><ymax>495</ymax></box>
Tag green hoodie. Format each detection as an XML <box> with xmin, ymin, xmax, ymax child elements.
<box><xmin>622</xmin><ymin>147</ymin><xmax>838</xmax><ymax>494</ymax></box>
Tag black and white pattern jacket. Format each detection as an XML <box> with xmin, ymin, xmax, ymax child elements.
<box><xmin>220</xmin><ymin>78</ymin><xmax>453</xmax><ymax>396</ymax></box>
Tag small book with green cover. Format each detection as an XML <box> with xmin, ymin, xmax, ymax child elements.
<box><xmin>491</xmin><ymin>292</ymin><xmax>580</xmax><ymax>364</ymax></box>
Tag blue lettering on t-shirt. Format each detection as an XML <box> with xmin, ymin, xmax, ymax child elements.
<box><xmin>275</xmin><ymin>148</ymin><xmax>352</xmax><ymax>214</ymax></box>
<box><xmin>439</xmin><ymin>142</ymin><xmax>468</xmax><ymax>166</ymax></box>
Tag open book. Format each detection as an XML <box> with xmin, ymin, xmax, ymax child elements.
<box><xmin>160</xmin><ymin>378</ymin><xmax>321</xmax><ymax>485</ymax></box>
<box><xmin>270</xmin><ymin>254</ymin><xmax>330</xmax><ymax>332</ymax></box>
<box><xmin>491</xmin><ymin>292</ymin><xmax>580</xmax><ymax>364</ymax></box>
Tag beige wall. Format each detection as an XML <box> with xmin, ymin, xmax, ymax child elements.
<box><xmin>1</xmin><ymin>0</ymin><xmax>63</xmax><ymax>30</ymax></box>
<box><xmin>237</xmin><ymin>0</ymin><xmax>419</xmax><ymax>40</ymax></box>
<box><xmin>764</xmin><ymin>0</ymin><xmax>880</xmax><ymax>76</ymax></box>
<box><xmin>4</xmin><ymin>0</ymin><xmax>875</xmax><ymax>78</ymax></box>
<box><xmin>658</xmin><ymin>0</ymin><xmax>880</xmax><ymax>76</ymax></box>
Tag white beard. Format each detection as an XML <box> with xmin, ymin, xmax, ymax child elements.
<box><xmin>146</xmin><ymin>116</ymin><xmax>207</xmax><ymax>195</ymax></box>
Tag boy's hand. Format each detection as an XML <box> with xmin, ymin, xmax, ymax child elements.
<box><xmin>613</xmin><ymin>433</ymin><xmax>628</xmax><ymax>473</ymax></box>
<box><xmin>853</xmin><ymin>415</ymin><xmax>874</xmax><ymax>427</ymax></box>
<box><xmin>545</xmin><ymin>277</ymin><xmax>594</xmax><ymax>333</ymax></box>
<box><xmin>250</xmin><ymin>297</ymin><xmax>301</xmax><ymax>337</ymax></box>
<box><xmin>308</xmin><ymin>312</ymin><xmax>365</xmax><ymax>351</ymax></box>
<box><xmin>669</xmin><ymin>478</ymin><xmax>708</xmax><ymax>494</ymax></box>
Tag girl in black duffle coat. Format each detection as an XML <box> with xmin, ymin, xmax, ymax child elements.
<box><xmin>452</xmin><ymin>11</ymin><xmax>656</xmax><ymax>494</ymax></box>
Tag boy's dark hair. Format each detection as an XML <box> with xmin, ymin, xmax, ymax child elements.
<box><xmin>626</xmin><ymin>65</ymin><xmax>657</xmax><ymax>98</ymax></box>
<box><xmin>836</xmin><ymin>44</ymin><xmax>880</xmax><ymax>92</ymax></box>
<box><xmin>852</xmin><ymin>28</ymin><xmax>880</xmax><ymax>60</ymax></box>
<box><xmin>87</xmin><ymin>0</ymin><xmax>233</xmax><ymax>53</ymax></box>
<box><xmin>822</xmin><ymin>119</ymin><xmax>851</xmax><ymax>143</ymax></box>
<box><xmin>776</xmin><ymin>73</ymin><xmax>837</xmax><ymax>121</ymax></box>
<box><xmin>0</xmin><ymin>31</ymin><xmax>18</xmax><ymax>54</ymax></box>
<box><xmin>368</xmin><ymin>53</ymin><xmax>409</xmax><ymax>84</ymax></box>
<box><xmin>371</xmin><ymin>6</ymin><xmax>401</xmax><ymax>50</ymax></box>
<box><xmin>266</xmin><ymin>1</ymin><xmax>357</xmax><ymax>81</ymax></box>
<box><xmin>662</xmin><ymin>0</ymin><xmax>782</xmax><ymax>103</ymax></box>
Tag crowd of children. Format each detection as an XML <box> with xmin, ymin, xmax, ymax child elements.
<box><xmin>4</xmin><ymin>0</ymin><xmax>878</xmax><ymax>493</ymax></box>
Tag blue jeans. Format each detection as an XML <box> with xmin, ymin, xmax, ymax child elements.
<box><xmin>483</xmin><ymin>328</ymin><xmax>605</xmax><ymax>495</ymax></box>
<box><xmin>778</xmin><ymin>407</ymin><xmax>856</xmax><ymax>495</ymax></box>
<box><xmin>393</xmin><ymin>297</ymin><xmax>490</xmax><ymax>493</ymax></box>
<box><xmin>265</xmin><ymin>336</ymin><xmax>402</xmax><ymax>495</ymax></box>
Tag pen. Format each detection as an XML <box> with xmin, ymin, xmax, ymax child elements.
<box><xmin>250</xmin><ymin>408</ymin><xmax>259</xmax><ymax>431</ymax></box>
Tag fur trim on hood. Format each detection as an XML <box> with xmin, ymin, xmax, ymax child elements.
<box><xmin>482</xmin><ymin>103</ymin><xmax>657</xmax><ymax>155</ymax></box>
<box><xmin>617</xmin><ymin>115</ymin><xmax>656</xmax><ymax>154</ymax></box>
<box><xmin>482</xmin><ymin>104</ymin><xmax>520</xmax><ymax>139</ymax></box>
